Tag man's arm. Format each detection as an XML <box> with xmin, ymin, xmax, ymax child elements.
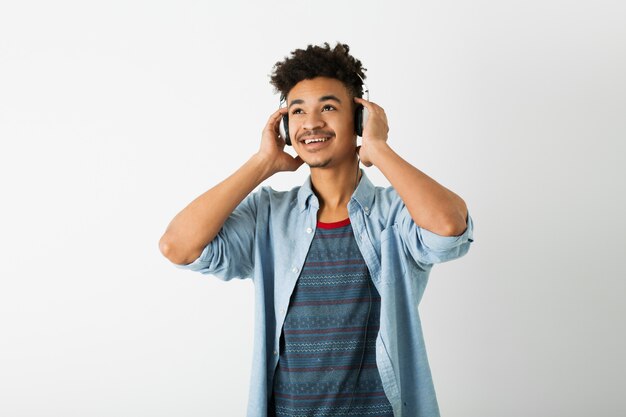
<box><xmin>159</xmin><ymin>108</ymin><xmax>303</xmax><ymax>265</ymax></box>
<box><xmin>355</xmin><ymin>98</ymin><xmax>468</xmax><ymax>237</ymax></box>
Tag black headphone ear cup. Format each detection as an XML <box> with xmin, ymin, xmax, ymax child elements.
<box><xmin>354</xmin><ymin>104</ymin><xmax>364</xmax><ymax>137</ymax></box>
<box><xmin>281</xmin><ymin>114</ymin><xmax>291</xmax><ymax>146</ymax></box>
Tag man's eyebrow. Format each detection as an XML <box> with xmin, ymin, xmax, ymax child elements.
<box><xmin>319</xmin><ymin>95</ymin><xmax>341</xmax><ymax>104</ymax></box>
<box><xmin>288</xmin><ymin>99</ymin><xmax>304</xmax><ymax>109</ymax></box>
<box><xmin>288</xmin><ymin>95</ymin><xmax>342</xmax><ymax>109</ymax></box>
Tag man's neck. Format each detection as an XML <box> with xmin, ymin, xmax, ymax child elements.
<box><xmin>310</xmin><ymin>159</ymin><xmax>361</xmax><ymax>222</ymax></box>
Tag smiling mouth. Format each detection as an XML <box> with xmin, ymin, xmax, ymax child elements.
<box><xmin>299</xmin><ymin>131</ymin><xmax>334</xmax><ymax>145</ymax></box>
<box><xmin>303</xmin><ymin>137</ymin><xmax>331</xmax><ymax>145</ymax></box>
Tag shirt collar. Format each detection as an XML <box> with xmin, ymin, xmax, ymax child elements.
<box><xmin>297</xmin><ymin>169</ymin><xmax>375</xmax><ymax>213</ymax></box>
<box><xmin>351</xmin><ymin>169</ymin><xmax>376</xmax><ymax>212</ymax></box>
<box><xmin>297</xmin><ymin>176</ymin><xmax>318</xmax><ymax>212</ymax></box>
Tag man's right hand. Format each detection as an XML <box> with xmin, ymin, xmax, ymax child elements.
<box><xmin>255</xmin><ymin>108</ymin><xmax>304</xmax><ymax>175</ymax></box>
<box><xmin>159</xmin><ymin>108</ymin><xmax>304</xmax><ymax>265</ymax></box>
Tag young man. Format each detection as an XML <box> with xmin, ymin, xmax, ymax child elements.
<box><xmin>159</xmin><ymin>43</ymin><xmax>474</xmax><ymax>417</ymax></box>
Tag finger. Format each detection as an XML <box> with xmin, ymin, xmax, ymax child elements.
<box><xmin>354</xmin><ymin>97</ymin><xmax>384</xmax><ymax>114</ymax></box>
<box><xmin>292</xmin><ymin>155</ymin><xmax>304</xmax><ymax>168</ymax></box>
<box><xmin>285</xmin><ymin>154</ymin><xmax>304</xmax><ymax>172</ymax></box>
<box><xmin>353</xmin><ymin>97</ymin><xmax>370</xmax><ymax>108</ymax></box>
<box><xmin>267</xmin><ymin>107</ymin><xmax>287</xmax><ymax>126</ymax></box>
<box><xmin>264</xmin><ymin>108</ymin><xmax>288</xmax><ymax>131</ymax></box>
<box><xmin>274</xmin><ymin>134</ymin><xmax>286</xmax><ymax>148</ymax></box>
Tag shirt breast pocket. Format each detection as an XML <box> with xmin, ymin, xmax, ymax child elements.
<box><xmin>379</xmin><ymin>225</ymin><xmax>409</xmax><ymax>284</ymax></box>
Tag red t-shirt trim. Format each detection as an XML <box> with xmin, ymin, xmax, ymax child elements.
<box><xmin>316</xmin><ymin>218</ymin><xmax>351</xmax><ymax>229</ymax></box>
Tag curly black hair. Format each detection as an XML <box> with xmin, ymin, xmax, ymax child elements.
<box><xmin>270</xmin><ymin>42</ymin><xmax>367</xmax><ymax>100</ymax></box>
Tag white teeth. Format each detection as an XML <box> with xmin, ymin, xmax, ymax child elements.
<box><xmin>304</xmin><ymin>138</ymin><xmax>328</xmax><ymax>145</ymax></box>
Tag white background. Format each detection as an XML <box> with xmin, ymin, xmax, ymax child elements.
<box><xmin>1</xmin><ymin>1</ymin><xmax>625</xmax><ymax>416</ymax></box>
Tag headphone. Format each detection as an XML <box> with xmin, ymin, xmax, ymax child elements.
<box><xmin>279</xmin><ymin>75</ymin><xmax>369</xmax><ymax>146</ymax></box>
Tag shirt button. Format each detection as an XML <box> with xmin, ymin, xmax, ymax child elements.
<box><xmin>306</xmin><ymin>227</ymin><xmax>313</xmax><ymax>234</ymax></box>
<box><xmin>292</xmin><ymin>267</ymin><xmax>299</xmax><ymax>274</ymax></box>
<box><xmin>273</xmin><ymin>350</ymin><xmax>278</xmax><ymax>356</ymax></box>
<box><xmin>280</xmin><ymin>308</ymin><xmax>285</xmax><ymax>315</ymax></box>
<box><xmin>364</xmin><ymin>206</ymin><xmax>370</xmax><ymax>212</ymax></box>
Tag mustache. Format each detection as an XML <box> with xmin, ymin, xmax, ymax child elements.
<box><xmin>297</xmin><ymin>130</ymin><xmax>335</xmax><ymax>141</ymax></box>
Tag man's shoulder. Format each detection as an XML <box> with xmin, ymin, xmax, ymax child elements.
<box><xmin>353</xmin><ymin>172</ymin><xmax>401</xmax><ymax>210</ymax></box>
<box><xmin>252</xmin><ymin>184</ymin><xmax>302</xmax><ymax>206</ymax></box>
<box><xmin>367</xmin><ymin>183</ymin><xmax>403</xmax><ymax>210</ymax></box>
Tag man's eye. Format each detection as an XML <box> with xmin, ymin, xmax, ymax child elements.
<box><xmin>291</xmin><ymin>108</ymin><xmax>303</xmax><ymax>115</ymax></box>
<box><xmin>322</xmin><ymin>105</ymin><xmax>335</xmax><ymax>112</ymax></box>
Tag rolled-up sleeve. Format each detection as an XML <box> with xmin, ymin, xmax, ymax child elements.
<box><xmin>397</xmin><ymin>206</ymin><xmax>474</xmax><ymax>266</ymax></box>
<box><xmin>175</xmin><ymin>192</ymin><xmax>258</xmax><ymax>280</ymax></box>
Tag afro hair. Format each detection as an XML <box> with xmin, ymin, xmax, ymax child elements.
<box><xmin>270</xmin><ymin>42</ymin><xmax>367</xmax><ymax>100</ymax></box>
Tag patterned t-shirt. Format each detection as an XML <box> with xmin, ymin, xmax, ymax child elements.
<box><xmin>269</xmin><ymin>218</ymin><xmax>394</xmax><ymax>417</ymax></box>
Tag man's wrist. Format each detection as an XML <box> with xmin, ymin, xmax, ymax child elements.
<box><xmin>366</xmin><ymin>141</ymin><xmax>393</xmax><ymax>167</ymax></box>
<box><xmin>249</xmin><ymin>153</ymin><xmax>277</xmax><ymax>181</ymax></box>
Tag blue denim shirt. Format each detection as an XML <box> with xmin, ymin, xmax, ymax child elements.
<box><xmin>176</xmin><ymin>171</ymin><xmax>474</xmax><ymax>417</ymax></box>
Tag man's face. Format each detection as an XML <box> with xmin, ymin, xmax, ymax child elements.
<box><xmin>286</xmin><ymin>77</ymin><xmax>356</xmax><ymax>169</ymax></box>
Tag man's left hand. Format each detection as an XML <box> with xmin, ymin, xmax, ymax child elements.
<box><xmin>354</xmin><ymin>97</ymin><xmax>390</xmax><ymax>167</ymax></box>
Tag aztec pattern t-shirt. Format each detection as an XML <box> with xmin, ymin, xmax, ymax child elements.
<box><xmin>269</xmin><ymin>218</ymin><xmax>394</xmax><ymax>417</ymax></box>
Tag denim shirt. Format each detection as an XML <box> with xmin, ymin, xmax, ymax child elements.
<box><xmin>176</xmin><ymin>171</ymin><xmax>474</xmax><ymax>417</ymax></box>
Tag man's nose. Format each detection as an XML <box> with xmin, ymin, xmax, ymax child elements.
<box><xmin>302</xmin><ymin>112</ymin><xmax>325</xmax><ymax>130</ymax></box>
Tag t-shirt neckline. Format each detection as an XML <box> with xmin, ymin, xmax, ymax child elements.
<box><xmin>316</xmin><ymin>218</ymin><xmax>351</xmax><ymax>229</ymax></box>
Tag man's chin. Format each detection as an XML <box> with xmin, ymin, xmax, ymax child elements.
<box><xmin>305</xmin><ymin>159</ymin><xmax>331</xmax><ymax>169</ymax></box>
